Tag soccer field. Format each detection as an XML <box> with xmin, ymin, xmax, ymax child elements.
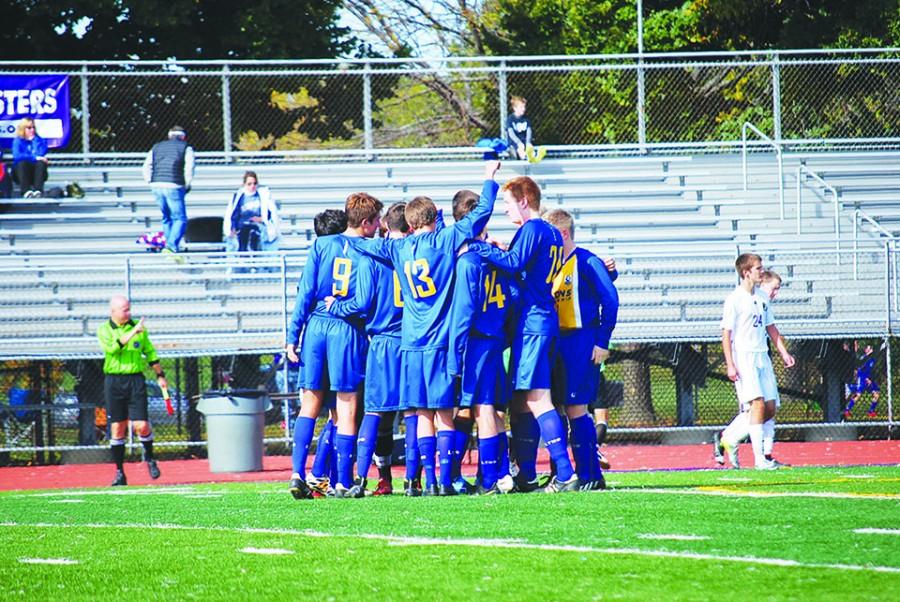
<box><xmin>1</xmin><ymin>466</ymin><xmax>898</xmax><ymax>600</ymax></box>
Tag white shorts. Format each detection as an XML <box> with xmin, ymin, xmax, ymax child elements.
<box><xmin>733</xmin><ymin>350</ymin><xmax>780</xmax><ymax>411</ymax></box>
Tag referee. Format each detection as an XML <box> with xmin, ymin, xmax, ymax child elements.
<box><xmin>97</xmin><ymin>295</ymin><xmax>166</xmax><ymax>486</ymax></box>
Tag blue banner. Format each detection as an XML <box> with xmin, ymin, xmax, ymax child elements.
<box><xmin>0</xmin><ymin>74</ymin><xmax>70</xmax><ymax>149</ymax></box>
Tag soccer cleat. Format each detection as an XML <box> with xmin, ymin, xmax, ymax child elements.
<box><xmin>333</xmin><ymin>484</ymin><xmax>352</xmax><ymax>498</ymax></box>
<box><xmin>592</xmin><ymin>476</ymin><xmax>608</xmax><ymax>491</ymax></box>
<box><xmin>597</xmin><ymin>447</ymin><xmax>612</xmax><ymax>470</ymax></box>
<box><xmin>147</xmin><ymin>459</ymin><xmax>161</xmax><ymax>480</ymax></box>
<box><xmin>721</xmin><ymin>438</ymin><xmax>740</xmax><ymax>469</ymax></box>
<box><xmin>496</xmin><ymin>474</ymin><xmax>515</xmax><ymax>494</ymax></box>
<box><xmin>346</xmin><ymin>478</ymin><xmax>367</xmax><ymax>499</ymax></box>
<box><xmin>712</xmin><ymin>431</ymin><xmax>725</xmax><ymax>466</ymax></box>
<box><xmin>403</xmin><ymin>478</ymin><xmax>422</xmax><ymax>497</ymax></box>
<box><xmin>306</xmin><ymin>474</ymin><xmax>333</xmax><ymax>497</ymax></box>
<box><xmin>453</xmin><ymin>477</ymin><xmax>476</xmax><ymax>495</ymax></box>
<box><xmin>289</xmin><ymin>478</ymin><xmax>313</xmax><ymax>500</ymax></box>
<box><xmin>476</xmin><ymin>483</ymin><xmax>500</xmax><ymax>495</ymax></box>
<box><xmin>437</xmin><ymin>484</ymin><xmax>458</xmax><ymax>497</ymax></box>
<box><xmin>867</xmin><ymin>411</ymin><xmax>878</xmax><ymax>418</ymax></box>
<box><xmin>371</xmin><ymin>478</ymin><xmax>393</xmax><ymax>496</ymax></box>
<box><xmin>110</xmin><ymin>470</ymin><xmax>127</xmax><ymax>487</ymax></box>
<box><xmin>765</xmin><ymin>458</ymin><xmax>791</xmax><ymax>468</ymax></box>
<box><xmin>756</xmin><ymin>459</ymin><xmax>779</xmax><ymax>470</ymax></box>
<box><xmin>513</xmin><ymin>474</ymin><xmax>543</xmax><ymax>494</ymax></box>
<box><xmin>543</xmin><ymin>474</ymin><xmax>580</xmax><ymax>494</ymax></box>
<box><xmin>421</xmin><ymin>483</ymin><xmax>440</xmax><ymax>497</ymax></box>
<box><xmin>842</xmin><ymin>410</ymin><xmax>852</xmax><ymax>421</ymax></box>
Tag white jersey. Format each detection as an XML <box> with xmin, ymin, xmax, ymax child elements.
<box><xmin>720</xmin><ymin>285</ymin><xmax>774</xmax><ymax>354</ymax></box>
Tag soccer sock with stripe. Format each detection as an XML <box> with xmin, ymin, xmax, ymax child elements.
<box><xmin>291</xmin><ymin>416</ymin><xmax>316</xmax><ymax>479</ymax></box>
<box><xmin>404</xmin><ymin>414</ymin><xmax>420</xmax><ymax>481</ymax></box>
<box><xmin>110</xmin><ymin>439</ymin><xmax>126</xmax><ymax>471</ymax></box>
<box><xmin>452</xmin><ymin>416</ymin><xmax>473</xmax><ymax>480</ymax></box>
<box><xmin>355</xmin><ymin>414</ymin><xmax>380</xmax><ymax>481</ymax></box>
<box><xmin>748</xmin><ymin>423</ymin><xmax>765</xmax><ymax>467</ymax></box>
<box><xmin>334</xmin><ymin>433</ymin><xmax>357</xmax><ymax>489</ymax></box>
<box><xmin>570</xmin><ymin>414</ymin><xmax>596</xmax><ymax>482</ymax></box>
<box><xmin>418</xmin><ymin>435</ymin><xmax>437</xmax><ymax>488</ymax></box>
<box><xmin>311</xmin><ymin>419</ymin><xmax>335</xmax><ymax>479</ymax></box>
<box><xmin>536</xmin><ymin>410</ymin><xmax>575</xmax><ymax>482</ymax></box>
<box><xmin>498</xmin><ymin>430</ymin><xmax>511</xmax><ymax>478</ymax></box>
<box><xmin>437</xmin><ymin>430</ymin><xmax>455</xmax><ymax>488</ymax></box>
<box><xmin>139</xmin><ymin>431</ymin><xmax>154</xmax><ymax>461</ymax></box>
<box><xmin>762</xmin><ymin>418</ymin><xmax>775</xmax><ymax>457</ymax></box>
<box><xmin>478</xmin><ymin>435</ymin><xmax>500</xmax><ymax>489</ymax></box>
<box><xmin>511</xmin><ymin>412</ymin><xmax>540</xmax><ymax>482</ymax></box>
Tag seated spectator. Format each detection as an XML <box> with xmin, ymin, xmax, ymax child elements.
<box><xmin>223</xmin><ymin>171</ymin><xmax>280</xmax><ymax>252</ymax></box>
<box><xmin>12</xmin><ymin>117</ymin><xmax>49</xmax><ymax>198</ymax></box>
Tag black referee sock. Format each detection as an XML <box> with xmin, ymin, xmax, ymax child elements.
<box><xmin>141</xmin><ymin>439</ymin><xmax>154</xmax><ymax>462</ymax></box>
<box><xmin>596</xmin><ymin>422</ymin><xmax>608</xmax><ymax>447</ymax></box>
<box><xmin>111</xmin><ymin>443</ymin><xmax>125</xmax><ymax>470</ymax></box>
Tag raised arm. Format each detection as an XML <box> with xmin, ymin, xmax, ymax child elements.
<box><xmin>442</xmin><ymin>161</ymin><xmax>501</xmax><ymax>250</ymax></box>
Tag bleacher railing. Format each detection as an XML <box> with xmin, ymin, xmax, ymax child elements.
<box><xmin>4</xmin><ymin>48</ymin><xmax>900</xmax><ymax>163</ymax></box>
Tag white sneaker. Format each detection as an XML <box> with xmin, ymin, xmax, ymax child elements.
<box><xmin>756</xmin><ymin>459</ymin><xmax>778</xmax><ymax>470</ymax></box>
<box><xmin>722</xmin><ymin>439</ymin><xmax>740</xmax><ymax>469</ymax></box>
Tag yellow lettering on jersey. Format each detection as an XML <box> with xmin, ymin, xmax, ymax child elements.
<box><xmin>483</xmin><ymin>270</ymin><xmax>506</xmax><ymax>311</ymax></box>
<box><xmin>403</xmin><ymin>258</ymin><xmax>437</xmax><ymax>299</ymax></box>
<box><xmin>552</xmin><ymin>255</ymin><xmax>581</xmax><ymax>329</ymax></box>
<box><xmin>332</xmin><ymin>257</ymin><xmax>352</xmax><ymax>297</ymax></box>
<box><xmin>546</xmin><ymin>244</ymin><xmax>564</xmax><ymax>284</ymax></box>
<box><xmin>392</xmin><ymin>271</ymin><xmax>404</xmax><ymax>308</ymax></box>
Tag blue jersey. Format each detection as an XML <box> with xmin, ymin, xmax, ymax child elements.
<box><xmin>470</xmin><ymin>218</ymin><xmax>563</xmax><ymax>336</ymax></box>
<box><xmin>328</xmin><ymin>253</ymin><xmax>403</xmax><ymax>337</ymax></box>
<box><xmin>552</xmin><ymin>247</ymin><xmax>620</xmax><ymax>349</ymax></box>
<box><xmin>355</xmin><ymin>179</ymin><xmax>499</xmax><ymax>350</ymax></box>
<box><xmin>447</xmin><ymin>251</ymin><xmax>518</xmax><ymax>376</ymax></box>
<box><xmin>286</xmin><ymin>233</ymin><xmax>367</xmax><ymax>345</ymax></box>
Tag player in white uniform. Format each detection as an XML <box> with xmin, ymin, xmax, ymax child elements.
<box><xmin>721</xmin><ymin>256</ymin><xmax>795</xmax><ymax>470</ymax></box>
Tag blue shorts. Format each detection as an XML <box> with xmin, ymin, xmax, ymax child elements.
<box><xmin>401</xmin><ymin>347</ymin><xmax>455</xmax><ymax>410</ymax></box>
<box><xmin>551</xmin><ymin>329</ymin><xmax>600</xmax><ymax>407</ymax></box>
<box><xmin>298</xmin><ymin>316</ymin><xmax>367</xmax><ymax>393</ymax></box>
<box><xmin>460</xmin><ymin>336</ymin><xmax>508</xmax><ymax>409</ymax></box>
<box><xmin>848</xmin><ymin>378</ymin><xmax>880</xmax><ymax>395</ymax></box>
<box><xmin>364</xmin><ymin>334</ymin><xmax>402</xmax><ymax>413</ymax></box>
<box><xmin>509</xmin><ymin>333</ymin><xmax>556</xmax><ymax>391</ymax></box>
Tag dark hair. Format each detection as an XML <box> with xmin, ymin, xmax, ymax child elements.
<box><xmin>451</xmin><ymin>189</ymin><xmax>479</xmax><ymax>222</ymax></box>
<box><xmin>243</xmin><ymin>171</ymin><xmax>258</xmax><ymax>184</ymax></box>
<box><xmin>735</xmin><ymin>253</ymin><xmax>762</xmax><ymax>277</ymax></box>
<box><xmin>314</xmin><ymin>209</ymin><xmax>347</xmax><ymax>237</ymax></box>
<box><xmin>384</xmin><ymin>202</ymin><xmax>409</xmax><ymax>233</ymax></box>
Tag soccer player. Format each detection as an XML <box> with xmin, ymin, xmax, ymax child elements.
<box><xmin>843</xmin><ymin>341</ymin><xmax>882</xmax><ymax>419</ymax></box>
<box><xmin>544</xmin><ymin>209</ymin><xmax>619</xmax><ymax>490</ymax></box>
<box><xmin>714</xmin><ymin>269</ymin><xmax>785</xmax><ymax>468</ymax></box>
<box><xmin>325</xmin><ymin>202</ymin><xmax>410</xmax><ymax>497</ymax></box>
<box><xmin>353</xmin><ymin>160</ymin><xmax>501</xmax><ymax>496</ymax></box>
<box><xmin>467</xmin><ymin>176</ymin><xmax>579</xmax><ymax>493</ymax></box>
<box><xmin>721</xmin><ymin>256</ymin><xmax>795</xmax><ymax>470</ymax></box>
<box><xmin>285</xmin><ymin>194</ymin><xmax>383</xmax><ymax>499</ymax></box>
<box><xmin>448</xmin><ymin>189</ymin><xmax>519</xmax><ymax>495</ymax></box>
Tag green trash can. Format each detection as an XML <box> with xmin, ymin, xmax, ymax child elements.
<box><xmin>197</xmin><ymin>389</ymin><xmax>272</xmax><ymax>473</ymax></box>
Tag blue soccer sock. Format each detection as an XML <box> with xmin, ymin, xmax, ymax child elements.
<box><xmin>310</xmin><ymin>419</ymin><xmax>335</xmax><ymax>479</ymax></box>
<box><xmin>404</xmin><ymin>415</ymin><xmax>420</xmax><ymax>481</ymax></box>
<box><xmin>511</xmin><ymin>413</ymin><xmax>540</xmax><ymax>482</ymax></box>
<box><xmin>537</xmin><ymin>410</ymin><xmax>575</xmax><ymax>482</ymax></box>
<box><xmin>334</xmin><ymin>433</ymin><xmax>357</xmax><ymax>489</ymax></box>
<box><xmin>452</xmin><ymin>429</ymin><xmax>469</xmax><ymax>480</ymax></box>
<box><xmin>498</xmin><ymin>431</ymin><xmax>511</xmax><ymax>478</ymax></box>
<box><xmin>291</xmin><ymin>416</ymin><xmax>317</xmax><ymax>478</ymax></box>
<box><xmin>868</xmin><ymin>400</ymin><xmax>879</xmax><ymax>414</ymax></box>
<box><xmin>418</xmin><ymin>435</ymin><xmax>437</xmax><ymax>488</ymax></box>
<box><xmin>478</xmin><ymin>435</ymin><xmax>500</xmax><ymax>489</ymax></box>
<box><xmin>570</xmin><ymin>414</ymin><xmax>599</xmax><ymax>482</ymax></box>
<box><xmin>437</xmin><ymin>431</ymin><xmax>455</xmax><ymax>488</ymax></box>
<box><xmin>356</xmin><ymin>414</ymin><xmax>380</xmax><ymax>481</ymax></box>
<box><xmin>844</xmin><ymin>399</ymin><xmax>856</xmax><ymax>414</ymax></box>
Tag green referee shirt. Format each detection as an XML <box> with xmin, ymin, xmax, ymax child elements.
<box><xmin>97</xmin><ymin>319</ymin><xmax>160</xmax><ymax>375</ymax></box>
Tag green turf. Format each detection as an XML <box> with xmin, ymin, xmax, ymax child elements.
<box><xmin>1</xmin><ymin>466</ymin><xmax>898</xmax><ymax>600</ymax></box>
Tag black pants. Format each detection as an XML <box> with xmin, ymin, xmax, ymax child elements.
<box><xmin>14</xmin><ymin>161</ymin><xmax>48</xmax><ymax>196</ymax></box>
<box><xmin>237</xmin><ymin>222</ymin><xmax>263</xmax><ymax>251</ymax></box>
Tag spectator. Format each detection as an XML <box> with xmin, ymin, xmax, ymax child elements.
<box><xmin>142</xmin><ymin>125</ymin><xmax>194</xmax><ymax>253</ymax></box>
<box><xmin>223</xmin><ymin>171</ymin><xmax>281</xmax><ymax>252</ymax></box>
<box><xmin>12</xmin><ymin>117</ymin><xmax>49</xmax><ymax>198</ymax></box>
<box><xmin>0</xmin><ymin>148</ymin><xmax>11</xmax><ymax>199</ymax></box>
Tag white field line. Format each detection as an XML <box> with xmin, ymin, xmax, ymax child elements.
<box><xmin>638</xmin><ymin>534</ymin><xmax>710</xmax><ymax>541</ymax></box>
<box><xmin>1</xmin><ymin>521</ymin><xmax>897</xmax><ymax>575</ymax></box>
<box><xmin>617</xmin><ymin>488</ymin><xmax>900</xmax><ymax>501</ymax></box>
<box><xmin>48</xmin><ymin>499</ymin><xmax>85</xmax><ymax>504</ymax></box>
<box><xmin>18</xmin><ymin>558</ymin><xmax>79</xmax><ymax>565</ymax></box>
<box><xmin>13</xmin><ymin>487</ymin><xmax>198</xmax><ymax>498</ymax></box>
<box><xmin>843</xmin><ymin>474</ymin><xmax>875</xmax><ymax>479</ymax></box>
<box><xmin>240</xmin><ymin>547</ymin><xmax>294</xmax><ymax>555</ymax></box>
<box><xmin>717</xmin><ymin>477</ymin><xmax>752</xmax><ymax>482</ymax></box>
<box><xmin>854</xmin><ymin>528</ymin><xmax>900</xmax><ymax>535</ymax></box>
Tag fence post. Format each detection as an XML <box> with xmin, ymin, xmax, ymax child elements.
<box><xmin>281</xmin><ymin>253</ymin><xmax>291</xmax><ymax>440</ymax></box>
<box><xmin>637</xmin><ymin>58</ymin><xmax>647</xmax><ymax>152</ymax></box>
<box><xmin>80</xmin><ymin>65</ymin><xmax>90</xmax><ymax>162</ymax></box>
<box><xmin>125</xmin><ymin>257</ymin><xmax>132</xmax><ymax>300</ymax></box>
<box><xmin>771</xmin><ymin>51</ymin><xmax>782</xmax><ymax>142</ymax></box>
<box><xmin>363</xmin><ymin>61</ymin><xmax>373</xmax><ymax>153</ymax></box>
<box><xmin>221</xmin><ymin>64</ymin><xmax>233</xmax><ymax>160</ymax></box>
<box><xmin>498</xmin><ymin>59</ymin><xmax>508</xmax><ymax>140</ymax></box>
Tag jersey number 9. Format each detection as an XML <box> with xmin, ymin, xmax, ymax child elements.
<box><xmin>332</xmin><ymin>258</ymin><xmax>352</xmax><ymax>297</ymax></box>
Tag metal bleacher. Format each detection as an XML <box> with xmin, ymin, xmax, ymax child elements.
<box><xmin>0</xmin><ymin>149</ymin><xmax>897</xmax><ymax>359</ymax></box>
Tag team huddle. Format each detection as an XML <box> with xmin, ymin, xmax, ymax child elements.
<box><xmin>284</xmin><ymin>161</ymin><xmax>620</xmax><ymax>497</ymax></box>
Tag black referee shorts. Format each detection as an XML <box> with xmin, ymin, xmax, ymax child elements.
<box><xmin>104</xmin><ymin>373</ymin><xmax>148</xmax><ymax>423</ymax></box>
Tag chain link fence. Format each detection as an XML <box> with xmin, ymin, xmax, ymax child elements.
<box><xmin>5</xmin><ymin>49</ymin><xmax>900</xmax><ymax>161</ymax></box>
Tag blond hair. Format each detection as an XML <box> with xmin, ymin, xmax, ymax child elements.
<box><xmin>15</xmin><ymin>117</ymin><xmax>35</xmax><ymax>138</ymax></box>
<box><xmin>544</xmin><ymin>208</ymin><xmax>574</xmax><ymax>238</ymax></box>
